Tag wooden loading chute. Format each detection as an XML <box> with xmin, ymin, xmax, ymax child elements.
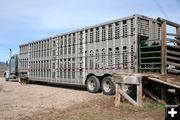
<box><xmin>157</xmin><ymin>17</ymin><xmax>180</xmax><ymax>74</ymax></box>
<box><xmin>114</xmin><ymin>18</ymin><xmax>180</xmax><ymax>107</ymax></box>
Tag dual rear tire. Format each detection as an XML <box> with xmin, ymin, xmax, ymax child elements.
<box><xmin>86</xmin><ymin>76</ymin><xmax>115</xmax><ymax>95</ymax></box>
<box><xmin>86</xmin><ymin>76</ymin><xmax>100</xmax><ymax>93</ymax></box>
<box><xmin>101</xmin><ymin>76</ymin><xmax>115</xmax><ymax>95</ymax></box>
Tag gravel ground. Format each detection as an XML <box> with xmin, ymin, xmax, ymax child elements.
<box><xmin>0</xmin><ymin>77</ymin><xmax>164</xmax><ymax>120</ymax></box>
<box><xmin>0</xmin><ymin>78</ymin><xmax>107</xmax><ymax>120</ymax></box>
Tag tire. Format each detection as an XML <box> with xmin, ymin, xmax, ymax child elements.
<box><xmin>86</xmin><ymin>76</ymin><xmax>100</xmax><ymax>93</ymax></box>
<box><xmin>101</xmin><ymin>76</ymin><xmax>115</xmax><ymax>95</ymax></box>
<box><xmin>4</xmin><ymin>73</ymin><xmax>9</xmax><ymax>81</ymax></box>
<box><xmin>5</xmin><ymin>78</ymin><xmax>9</xmax><ymax>81</ymax></box>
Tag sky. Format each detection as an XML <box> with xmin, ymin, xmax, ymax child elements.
<box><xmin>0</xmin><ymin>0</ymin><xmax>180</xmax><ymax>62</ymax></box>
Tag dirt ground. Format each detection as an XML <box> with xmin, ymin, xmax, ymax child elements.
<box><xmin>0</xmin><ymin>77</ymin><xmax>164</xmax><ymax>120</ymax></box>
<box><xmin>0</xmin><ymin>64</ymin><xmax>7</xmax><ymax>77</ymax></box>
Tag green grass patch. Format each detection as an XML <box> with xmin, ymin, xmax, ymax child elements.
<box><xmin>143</xmin><ymin>102</ymin><xmax>164</xmax><ymax>110</ymax></box>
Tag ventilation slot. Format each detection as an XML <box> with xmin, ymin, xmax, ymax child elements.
<box><xmin>101</xmin><ymin>49</ymin><xmax>106</xmax><ymax>68</ymax></box>
<box><xmin>123</xmin><ymin>46</ymin><xmax>128</xmax><ymax>69</ymax></box>
<box><xmin>72</xmin><ymin>59</ymin><xmax>75</xmax><ymax>78</ymax></box>
<box><xmin>131</xmin><ymin>45</ymin><xmax>134</xmax><ymax>68</ymax></box>
<box><xmin>102</xmin><ymin>27</ymin><xmax>106</xmax><ymax>41</ymax></box>
<box><xmin>115</xmin><ymin>23</ymin><xmax>120</xmax><ymax>39</ymax></box>
<box><xmin>90</xmin><ymin>50</ymin><xmax>93</xmax><ymax>69</ymax></box>
<box><xmin>90</xmin><ymin>29</ymin><xmax>93</xmax><ymax>43</ymax></box>
<box><xmin>108</xmin><ymin>48</ymin><xmax>113</xmax><ymax>67</ymax></box>
<box><xmin>85</xmin><ymin>51</ymin><xmax>88</xmax><ymax>69</ymax></box>
<box><xmin>96</xmin><ymin>28</ymin><xmax>100</xmax><ymax>42</ymax></box>
<box><xmin>108</xmin><ymin>25</ymin><xmax>113</xmax><ymax>40</ymax></box>
<box><xmin>131</xmin><ymin>19</ymin><xmax>135</xmax><ymax>36</ymax></box>
<box><xmin>95</xmin><ymin>50</ymin><xmax>100</xmax><ymax>69</ymax></box>
<box><xmin>68</xmin><ymin>59</ymin><xmax>71</xmax><ymax>78</ymax></box>
<box><xmin>123</xmin><ymin>21</ymin><xmax>127</xmax><ymax>38</ymax></box>
<box><xmin>64</xmin><ymin>59</ymin><xmax>66</xmax><ymax>78</ymax></box>
<box><xmin>115</xmin><ymin>47</ymin><xmax>120</xmax><ymax>69</ymax></box>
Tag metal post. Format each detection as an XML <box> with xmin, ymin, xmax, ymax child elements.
<box><xmin>9</xmin><ymin>48</ymin><xmax>12</xmax><ymax>58</ymax></box>
<box><xmin>9</xmin><ymin>48</ymin><xmax>12</xmax><ymax>74</ymax></box>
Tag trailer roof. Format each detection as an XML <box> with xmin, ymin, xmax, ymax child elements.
<box><xmin>19</xmin><ymin>14</ymin><xmax>159</xmax><ymax>47</ymax></box>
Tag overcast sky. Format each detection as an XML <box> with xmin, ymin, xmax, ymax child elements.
<box><xmin>0</xmin><ymin>0</ymin><xmax>180</xmax><ymax>62</ymax></box>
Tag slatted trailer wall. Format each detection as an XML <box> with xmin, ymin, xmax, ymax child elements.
<box><xmin>19</xmin><ymin>14</ymin><xmax>162</xmax><ymax>85</ymax></box>
<box><xmin>19</xmin><ymin>44</ymin><xmax>29</xmax><ymax>73</ymax></box>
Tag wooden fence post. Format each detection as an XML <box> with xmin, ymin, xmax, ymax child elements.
<box><xmin>161</xmin><ymin>22</ymin><xmax>167</xmax><ymax>75</ymax></box>
<box><xmin>113</xmin><ymin>74</ymin><xmax>142</xmax><ymax>107</ymax></box>
<box><xmin>115</xmin><ymin>84</ymin><xmax>121</xmax><ymax>107</ymax></box>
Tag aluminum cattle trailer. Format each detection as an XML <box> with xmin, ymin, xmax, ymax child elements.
<box><xmin>18</xmin><ymin>14</ymin><xmax>180</xmax><ymax>95</ymax></box>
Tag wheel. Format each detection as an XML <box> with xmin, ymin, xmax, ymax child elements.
<box><xmin>101</xmin><ymin>76</ymin><xmax>115</xmax><ymax>95</ymax></box>
<box><xmin>86</xmin><ymin>76</ymin><xmax>100</xmax><ymax>93</ymax></box>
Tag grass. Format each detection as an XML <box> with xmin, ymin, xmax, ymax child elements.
<box><xmin>142</xmin><ymin>97</ymin><xmax>164</xmax><ymax>110</ymax></box>
<box><xmin>20</xmin><ymin>97</ymin><xmax>164</xmax><ymax>120</ymax></box>
<box><xmin>143</xmin><ymin>102</ymin><xmax>164</xmax><ymax>110</ymax></box>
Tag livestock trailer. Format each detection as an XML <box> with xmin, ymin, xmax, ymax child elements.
<box><xmin>18</xmin><ymin>14</ymin><xmax>180</xmax><ymax>95</ymax></box>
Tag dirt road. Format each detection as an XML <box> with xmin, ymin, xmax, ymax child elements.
<box><xmin>0</xmin><ymin>77</ymin><xmax>164</xmax><ymax>120</ymax></box>
<box><xmin>0</xmin><ymin>78</ymin><xmax>106</xmax><ymax>120</ymax></box>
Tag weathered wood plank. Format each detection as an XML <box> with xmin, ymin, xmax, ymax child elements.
<box><xmin>144</xmin><ymin>88</ymin><xmax>162</xmax><ymax>103</ymax></box>
<box><xmin>167</xmin><ymin>61</ymin><xmax>180</xmax><ymax>67</ymax></box>
<box><xmin>119</xmin><ymin>89</ymin><xmax>138</xmax><ymax>106</ymax></box>
<box><xmin>177</xmin><ymin>27</ymin><xmax>180</xmax><ymax>45</ymax></box>
<box><xmin>167</xmin><ymin>45</ymin><xmax>180</xmax><ymax>50</ymax></box>
<box><xmin>115</xmin><ymin>84</ymin><xmax>121</xmax><ymax>107</ymax></box>
<box><xmin>167</xmin><ymin>56</ymin><xmax>180</xmax><ymax>61</ymax></box>
<box><xmin>113</xmin><ymin>74</ymin><xmax>141</xmax><ymax>84</ymax></box>
<box><xmin>148</xmin><ymin>77</ymin><xmax>180</xmax><ymax>89</ymax></box>
<box><xmin>167</xmin><ymin>68</ymin><xmax>180</xmax><ymax>73</ymax></box>
<box><xmin>161</xmin><ymin>22</ymin><xmax>167</xmax><ymax>75</ymax></box>
<box><xmin>137</xmin><ymin>77</ymin><xmax>142</xmax><ymax>106</ymax></box>
<box><xmin>157</xmin><ymin>17</ymin><xmax>180</xmax><ymax>27</ymax></box>
<box><xmin>113</xmin><ymin>74</ymin><xmax>143</xmax><ymax>106</ymax></box>
<box><xmin>167</xmin><ymin>50</ymin><xmax>180</xmax><ymax>56</ymax></box>
<box><xmin>167</xmin><ymin>33</ymin><xmax>180</xmax><ymax>37</ymax></box>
